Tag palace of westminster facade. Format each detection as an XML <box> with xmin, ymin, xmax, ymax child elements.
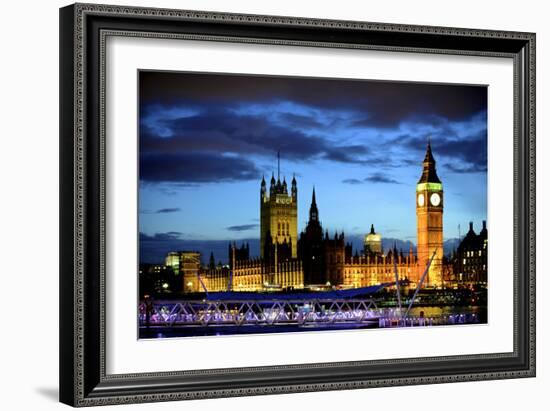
<box><xmin>164</xmin><ymin>144</ymin><xmax>487</xmax><ymax>293</ymax></box>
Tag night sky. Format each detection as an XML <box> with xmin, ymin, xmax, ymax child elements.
<box><xmin>139</xmin><ymin>71</ymin><xmax>487</xmax><ymax>264</ymax></box>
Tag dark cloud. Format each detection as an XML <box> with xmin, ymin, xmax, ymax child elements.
<box><xmin>391</xmin><ymin>125</ymin><xmax>487</xmax><ymax>174</ymax></box>
<box><xmin>141</xmin><ymin>109</ymin><xmax>367</xmax><ymax>163</ymax></box>
<box><xmin>140</xmin><ymin>152</ymin><xmax>261</xmax><ymax>184</ymax></box>
<box><xmin>444</xmin><ymin>162</ymin><xmax>487</xmax><ymax>173</ymax></box>
<box><xmin>433</xmin><ymin>133</ymin><xmax>487</xmax><ymax>174</ymax></box>
<box><xmin>139</xmin><ymin>72</ymin><xmax>487</xmax><ymax>185</ymax></box>
<box><xmin>140</xmin><ymin>106</ymin><xmax>371</xmax><ymax>183</ymax></box>
<box><xmin>342</xmin><ymin>178</ymin><xmax>364</xmax><ymax>185</ymax></box>
<box><xmin>140</xmin><ymin>231</ymin><xmax>182</xmax><ymax>241</ymax></box>
<box><xmin>323</xmin><ymin>145</ymin><xmax>369</xmax><ymax>164</ymax></box>
<box><xmin>155</xmin><ymin>207</ymin><xmax>181</xmax><ymax>214</ymax></box>
<box><xmin>277</xmin><ymin>112</ymin><xmax>325</xmax><ymax>129</ymax></box>
<box><xmin>140</xmin><ymin>71</ymin><xmax>487</xmax><ymax>128</ymax></box>
<box><xmin>364</xmin><ymin>173</ymin><xmax>401</xmax><ymax>184</ymax></box>
<box><xmin>226</xmin><ymin>224</ymin><xmax>259</xmax><ymax>232</ymax></box>
<box><xmin>343</xmin><ymin>173</ymin><xmax>401</xmax><ymax>185</ymax></box>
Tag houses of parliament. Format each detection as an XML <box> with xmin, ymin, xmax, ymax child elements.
<box><xmin>169</xmin><ymin>144</ymin><xmax>487</xmax><ymax>293</ymax></box>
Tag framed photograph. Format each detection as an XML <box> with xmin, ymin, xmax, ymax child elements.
<box><xmin>59</xmin><ymin>3</ymin><xmax>536</xmax><ymax>407</ymax></box>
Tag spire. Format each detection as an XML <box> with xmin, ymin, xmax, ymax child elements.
<box><xmin>291</xmin><ymin>173</ymin><xmax>297</xmax><ymax>199</ymax></box>
<box><xmin>424</xmin><ymin>139</ymin><xmax>436</xmax><ymax>164</ymax></box>
<box><xmin>276</xmin><ymin>151</ymin><xmax>281</xmax><ymax>189</ymax></box>
<box><xmin>370</xmin><ymin>224</ymin><xmax>375</xmax><ymax>235</ymax></box>
<box><xmin>277</xmin><ymin>150</ymin><xmax>280</xmax><ymax>181</ymax></box>
<box><xmin>309</xmin><ymin>187</ymin><xmax>319</xmax><ymax>222</ymax></box>
<box><xmin>209</xmin><ymin>252</ymin><xmax>215</xmax><ymax>269</ymax></box>
<box><xmin>417</xmin><ymin>138</ymin><xmax>441</xmax><ymax>184</ymax></box>
<box><xmin>480</xmin><ymin>220</ymin><xmax>488</xmax><ymax>240</ymax></box>
<box><xmin>261</xmin><ymin>174</ymin><xmax>266</xmax><ymax>197</ymax></box>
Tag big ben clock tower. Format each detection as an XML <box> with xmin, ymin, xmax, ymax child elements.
<box><xmin>416</xmin><ymin>142</ymin><xmax>444</xmax><ymax>288</ymax></box>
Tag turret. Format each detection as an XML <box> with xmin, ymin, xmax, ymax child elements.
<box><xmin>291</xmin><ymin>174</ymin><xmax>297</xmax><ymax>200</ymax></box>
<box><xmin>309</xmin><ymin>187</ymin><xmax>319</xmax><ymax>222</ymax></box>
<box><xmin>480</xmin><ymin>220</ymin><xmax>488</xmax><ymax>241</ymax></box>
<box><xmin>261</xmin><ymin>175</ymin><xmax>267</xmax><ymax>200</ymax></box>
<box><xmin>270</xmin><ymin>172</ymin><xmax>276</xmax><ymax>195</ymax></box>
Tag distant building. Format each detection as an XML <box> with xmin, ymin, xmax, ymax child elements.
<box><xmin>180</xmin><ymin>251</ymin><xmax>202</xmax><ymax>292</ymax></box>
<box><xmin>165</xmin><ymin>252</ymin><xmax>180</xmax><ymax>273</ymax></box>
<box><xmin>453</xmin><ymin>221</ymin><xmax>488</xmax><ymax>286</ymax></box>
<box><xmin>139</xmin><ymin>263</ymin><xmax>180</xmax><ymax>296</ymax></box>
<box><xmin>364</xmin><ymin>224</ymin><xmax>382</xmax><ymax>255</ymax></box>
<box><xmin>162</xmin><ymin>251</ymin><xmax>202</xmax><ymax>293</ymax></box>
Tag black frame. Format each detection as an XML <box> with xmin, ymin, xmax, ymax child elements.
<box><xmin>60</xmin><ymin>3</ymin><xmax>536</xmax><ymax>407</ymax></box>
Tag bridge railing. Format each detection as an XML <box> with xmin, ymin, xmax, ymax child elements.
<box><xmin>139</xmin><ymin>298</ymin><xmax>379</xmax><ymax>327</ymax></box>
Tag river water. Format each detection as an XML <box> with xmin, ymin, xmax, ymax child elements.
<box><xmin>139</xmin><ymin>305</ymin><xmax>486</xmax><ymax>339</ymax></box>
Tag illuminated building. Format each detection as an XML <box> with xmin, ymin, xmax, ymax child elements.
<box><xmin>297</xmin><ymin>190</ymin><xmax>418</xmax><ymax>289</ymax></box>
<box><xmin>453</xmin><ymin>221</ymin><xmax>488</xmax><ymax>286</ymax></box>
<box><xmin>171</xmin><ymin>142</ymin><xmax>489</xmax><ymax>294</ymax></box>
<box><xmin>177</xmin><ymin>251</ymin><xmax>201</xmax><ymax>292</ymax></box>
<box><xmin>260</xmin><ymin>153</ymin><xmax>298</xmax><ymax>258</ymax></box>
<box><xmin>364</xmin><ymin>224</ymin><xmax>382</xmax><ymax>255</ymax></box>
<box><xmin>416</xmin><ymin>142</ymin><xmax>444</xmax><ymax>287</ymax></box>
<box><xmin>343</xmin><ymin>246</ymin><xmax>417</xmax><ymax>289</ymax></box>
<box><xmin>161</xmin><ymin>251</ymin><xmax>203</xmax><ymax>292</ymax></box>
<box><xmin>200</xmin><ymin>244</ymin><xmax>303</xmax><ymax>292</ymax></box>
<box><xmin>165</xmin><ymin>252</ymin><xmax>181</xmax><ymax>273</ymax></box>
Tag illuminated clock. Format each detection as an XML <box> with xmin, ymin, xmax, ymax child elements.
<box><xmin>417</xmin><ymin>193</ymin><xmax>425</xmax><ymax>207</ymax></box>
<box><xmin>430</xmin><ymin>192</ymin><xmax>441</xmax><ymax>206</ymax></box>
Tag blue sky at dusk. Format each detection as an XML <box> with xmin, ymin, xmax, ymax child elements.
<box><xmin>139</xmin><ymin>71</ymin><xmax>487</xmax><ymax>263</ymax></box>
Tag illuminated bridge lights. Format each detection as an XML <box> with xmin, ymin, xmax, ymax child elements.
<box><xmin>139</xmin><ymin>298</ymin><xmax>380</xmax><ymax>327</ymax></box>
<box><xmin>139</xmin><ymin>299</ymin><xmax>481</xmax><ymax>328</ymax></box>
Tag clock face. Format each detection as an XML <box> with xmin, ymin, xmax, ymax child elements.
<box><xmin>417</xmin><ymin>193</ymin><xmax>425</xmax><ymax>207</ymax></box>
<box><xmin>430</xmin><ymin>192</ymin><xmax>441</xmax><ymax>206</ymax></box>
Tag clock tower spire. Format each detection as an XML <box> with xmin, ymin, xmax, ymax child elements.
<box><xmin>416</xmin><ymin>140</ymin><xmax>444</xmax><ymax>287</ymax></box>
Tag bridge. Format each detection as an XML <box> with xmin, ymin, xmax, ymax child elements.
<box><xmin>139</xmin><ymin>298</ymin><xmax>380</xmax><ymax>327</ymax></box>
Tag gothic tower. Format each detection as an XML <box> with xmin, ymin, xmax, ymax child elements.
<box><xmin>416</xmin><ymin>141</ymin><xmax>444</xmax><ymax>287</ymax></box>
<box><xmin>298</xmin><ymin>188</ymin><xmax>326</xmax><ymax>285</ymax></box>
<box><xmin>260</xmin><ymin>153</ymin><xmax>298</xmax><ymax>258</ymax></box>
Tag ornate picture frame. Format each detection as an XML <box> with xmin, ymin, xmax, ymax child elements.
<box><xmin>59</xmin><ymin>3</ymin><xmax>535</xmax><ymax>407</ymax></box>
